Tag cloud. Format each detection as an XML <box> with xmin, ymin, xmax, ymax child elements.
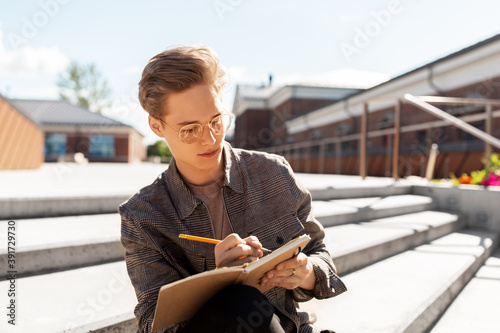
<box><xmin>0</xmin><ymin>28</ymin><xmax>69</xmax><ymax>76</ymax></box>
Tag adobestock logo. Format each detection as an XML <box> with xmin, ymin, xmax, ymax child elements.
<box><xmin>7</xmin><ymin>0</ymin><xmax>73</xmax><ymax>49</ymax></box>
<box><xmin>213</xmin><ymin>0</ymin><xmax>246</xmax><ymax>21</ymax></box>
<box><xmin>339</xmin><ymin>0</ymin><xmax>403</xmax><ymax>64</ymax></box>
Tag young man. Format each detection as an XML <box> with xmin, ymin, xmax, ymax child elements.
<box><xmin>120</xmin><ymin>46</ymin><xmax>346</xmax><ymax>333</ymax></box>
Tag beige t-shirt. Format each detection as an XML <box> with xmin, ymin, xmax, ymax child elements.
<box><xmin>185</xmin><ymin>179</ymin><xmax>233</xmax><ymax>240</ymax></box>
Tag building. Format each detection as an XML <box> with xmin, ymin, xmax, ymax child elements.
<box><xmin>232</xmin><ymin>69</ymin><xmax>390</xmax><ymax>150</ymax></box>
<box><xmin>232</xmin><ymin>34</ymin><xmax>500</xmax><ymax>178</ymax></box>
<box><xmin>0</xmin><ymin>95</ymin><xmax>44</xmax><ymax>169</ymax></box>
<box><xmin>0</xmin><ymin>97</ymin><xmax>146</xmax><ymax>169</ymax></box>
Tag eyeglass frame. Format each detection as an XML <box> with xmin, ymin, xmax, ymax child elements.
<box><xmin>153</xmin><ymin>111</ymin><xmax>233</xmax><ymax>144</ymax></box>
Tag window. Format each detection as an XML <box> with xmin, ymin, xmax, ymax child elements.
<box><xmin>461</xmin><ymin>122</ymin><xmax>484</xmax><ymax>142</ymax></box>
<box><xmin>89</xmin><ymin>135</ymin><xmax>115</xmax><ymax>158</ymax></box>
<box><xmin>45</xmin><ymin>133</ymin><xmax>67</xmax><ymax>156</ymax></box>
<box><xmin>417</xmin><ymin>130</ymin><xmax>427</xmax><ymax>146</ymax></box>
<box><xmin>326</xmin><ymin>143</ymin><xmax>335</xmax><ymax>154</ymax></box>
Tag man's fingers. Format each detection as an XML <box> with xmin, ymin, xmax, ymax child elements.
<box><xmin>232</xmin><ymin>254</ymin><xmax>260</xmax><ymax>266</ymax></box>
<box><xmin>216</xmin><ymin>241</ymin><xmax>263</xmax><ymax>268</ymax></box>
<box><xmin>216</xmin><ymin>233</ymin><xmax>245</xmax><ymax>251</ymax></box>
<box><xmin>276</xmin><ymin>252</ymin><xmax>307</xmax><ymax>271</ymax></box>
<box><xmin>243</xmin><ymin>235</ymin><xmax>263</xmax><ymax>250</ymax></box>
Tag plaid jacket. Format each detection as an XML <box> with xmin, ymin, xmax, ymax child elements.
<box><xmin>120</xmin><ymin>142</ymin><xmax>347</xmax><ymax>333</ymax></box>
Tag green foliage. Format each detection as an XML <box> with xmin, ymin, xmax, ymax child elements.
<box><xmin>147</xmin><ymin>140</ymin><xmax>172</xmax><ymax>159</ymax></box>
<box><xmin>470</xmin><ymin>169</ymin><xmax>487</xmax><ymax>185</ymax></box>
<box><xmin>489</xmin><ymin>153</ymin><xmax>499</xmax><ymax>170</ymax></box>
<box><xmin>57</xmin><ymin>61</ymin><xmax>111</xmax><ymax>113</ymax></box>
<box><xmin>454</xmin><ymin>153</ymin><xmax>500</xmax><ymax>187</ymax></box>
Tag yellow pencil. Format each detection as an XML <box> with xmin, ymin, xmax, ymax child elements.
<box><xmin>179</xmin><ymin>234</ymin><xmax>271</xmax><ymax>252</ymax></box>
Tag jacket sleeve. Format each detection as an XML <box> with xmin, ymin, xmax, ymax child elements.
<box><xmin>280</xmin><ymin>158</ymin><xmax>347</xmax><ymax>302</ymax></box>
<box><xmin>120</xmin><ymin>205</ymin><xmax>186</xmax><ymax>333</ymax></box>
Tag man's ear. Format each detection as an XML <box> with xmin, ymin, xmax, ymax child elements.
<box><xmin>148</xmin><ymin>116</ymin><xmax>165</xmax><ymax>138</ymax></box>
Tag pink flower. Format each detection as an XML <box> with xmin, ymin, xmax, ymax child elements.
<box><xmin>480</xmin><ymin>174</ymin><xmax>500</xmax><ymax>187</ymax></box>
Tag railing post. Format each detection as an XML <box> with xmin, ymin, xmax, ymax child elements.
<box><xmin>319</xmin><ymin>142</ymin><xmax>325</xmax><ymax>174</ymax></box>
<box><xmin>392</xmin><ymin>100</ymin><xmax>401</xmax><ymax>180</ymax></box>
<box><xmin>336</xmin><ymin>141</ymin><xmax>341</xmax><ymax>174</ymax></box>
<box><xmin>425</xmin><ymin>143</ymin><xmax>439</xmax><ymax>180</ymax></box>
<box><xmin>485</xmin><ymin>104</ymin><xmax>493</xmax><ymax>169</ymax></box>
<box><xmin>295</xmin><ymin>144</ymin><xmax>300</xmax><ymax>171</ymax></box>
<box><xmin>360</xmin><ymin>103</ymin><xmax>368</xmax><ymax>179</ymax></box>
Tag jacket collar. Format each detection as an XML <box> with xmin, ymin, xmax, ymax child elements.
<box><xmin>165</xmin><ymin>141</ymin><xmax>244</xmax><ymax>220</ymax></box>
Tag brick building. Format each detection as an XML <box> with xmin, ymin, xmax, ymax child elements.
<box><xmin>232</xmin><ymin>34</ymin><xmax>500</xmax><ymax>178</ymax></box>
<box><xmin>0</xmin><ymin>97</ymin><xmax>146</xmax><ymax>169</ymax></box>
<box><xmin>233</xmin><ymin>69</ymin><xmax>390</xmax><ymax>150</ymax></box>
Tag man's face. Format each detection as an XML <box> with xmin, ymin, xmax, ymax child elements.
<box><xmin>148</xmin><ymin>84</ymin><xmax>226</xmax><ymax>185</ymax></box>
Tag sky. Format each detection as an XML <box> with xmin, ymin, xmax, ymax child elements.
<box><xmin>1</xmin><ymin>0</ymin><xmax>500</xmax><ymax>144</ymax></box>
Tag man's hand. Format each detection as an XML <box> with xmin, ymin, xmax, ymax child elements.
<box><xmin>215</xmin><ymin>233</ymin><xmax>264</xmax><ymax>268</ymax></box>
<box><xmin>259</xmin><ymin>252</ymin><xmax>316</xmax><ymax>290</ymax></box>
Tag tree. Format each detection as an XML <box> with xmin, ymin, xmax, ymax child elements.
<box><xmin>57</xmin><ymin>61</ymin><xmax>111</xmax><ymax>113</ymax></box>
<box><xmin>147</xmin><ymin>140</ymin><xmax>172</xmax><ymax>161</ymax></box>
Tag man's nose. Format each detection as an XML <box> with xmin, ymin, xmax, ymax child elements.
<box><xmin>199</xmin><ymin>124</ymin><xmax>216</xmax><ymax>145</ymax></box>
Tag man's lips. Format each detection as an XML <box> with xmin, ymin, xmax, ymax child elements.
<box><xmin>198</xmin><ymin>148</ymin><xmax>218</xmax><ymax>157</ymax></box>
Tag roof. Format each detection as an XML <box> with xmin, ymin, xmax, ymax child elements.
<box><xmin>9</xmin><ymin>99</ymin><xmax>130</xmax><ymax>127</ymax></box>
<box><xmin>285</xmin><ymin>33</ymin><xmax>500</xmax><ymax>135</ymax></box>
<box><xmin>0</xmin><ymin>94</ymin><xmax>41</xmax><ymax>127</ymax></box>
<box><xmin>236</xmin><ymin>84</ymin><xmax>281</xmax><ymax>100</ymax></box>
<box><xmin>287</xmin><ymin>68</ymin><xmax>390</xmax><ymax>89</ymax></box>
<box><xmin>235</xmin><ymin>69</ymin><xmax>390</xmax><ymax>103</ymax></box>
<box><xmin>344</xmin><ymin>33</ymin><xmax>500</xmax><ymax>101</ymax></box>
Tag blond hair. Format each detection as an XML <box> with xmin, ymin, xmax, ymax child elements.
<box><xmin>138</xmin><ymin>45</ymin><xmax>228</xmax><ymax>118</ymax></box>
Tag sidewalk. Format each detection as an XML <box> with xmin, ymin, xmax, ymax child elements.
<box><xmin>0</xmin><ymin>162</ymin><xmax>168</xmax><ymax>199</ymax></box>
<box><xmin>0</xmin><ymin>162</ymin><xmax>411</xmax><ymax>199</ymax></box>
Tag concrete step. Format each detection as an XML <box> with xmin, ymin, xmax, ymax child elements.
<box><xmin>313</xmin><ymin>194</ymin><xmax>435</xmax><ymax>227</ymax></box>
<box><xmin>0</xmin><ymin>208</ymin><xmax>451</xmax><ymax>280</ymax></box>
<box><xmin>324</xmin><ymin>210</ymin><xmax>465</xmax><ymax>275</ymax></box>
<box><xmin>429</xmin><ymin>249</ymin><xmax>500</xmax><ymax>333</ymax></box>
<box><xmin>1</xmin><ymin>183</ymin><xmax>413</xmax><ymax>220</ymax></box>
<box><xmin>0</xmin><ymin>210</ymin><xmax>472</xmax><ymax>332</ymax></box>
<box><xmin>300</xmin><ymin>229</ymin><xmax>498</xmax><ymax>333</ymax></box>
<box><xmin>1</xmin><ymin>195</ymin><xmax>129</xmax><ymax>219</ymax></box>
<box><xmin>0</xmin><ymin>214</ymin><xmax>122</xmax><ymax>279</ymax></box>
<box><xmin>0</xmin><ymin>261</ymin><xmax>137</xmax><ymax>333</ymax></box>
<box><xmin>0</xmin><ymin>169</ymin><xmax>410</xmax><ymax>219</ymax></box>
<box><xmin>300</xmin><ymin>174</ymin><xmax>412</xmax><ymax>200</ymax></box>
<box><xmin>0</xmin><ymin>212</ymin><xmax>464</xmax><ymax>333</ymax></box>
<box><xmin>0</xmin><ymin>162</ymin><xmax>168</xmax><ymax>220</ymax></box>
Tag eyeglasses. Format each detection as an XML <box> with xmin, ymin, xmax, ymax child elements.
<box><xmin>155</xmin><ymin>112</ymin><xmax>233</xmax><ymax>144</ymax></box>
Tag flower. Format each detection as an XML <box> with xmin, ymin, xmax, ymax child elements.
<box><xmin>458</xmin><ymin>174</ymin><xmax>473</xmax><ymax>184</ymax></box>
<box><xmin>480</xmin><ymin>173</ymin><xmax>500</xmax><ymax>187</ymax></box>
<box><xmin>449</xmin><ymin>153</ymin><xmax>500</xmax><ymax>188</ymax></box>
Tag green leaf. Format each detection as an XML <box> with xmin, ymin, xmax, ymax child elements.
<box><xmin>490</xmin><ymin>154</ymin><xmax>499</xmax><ymax>168</ymax></box>
<box><xmin>471</xmin><ymin>169</ymin><xmax>487</xmax><ymax>185</ymax></box>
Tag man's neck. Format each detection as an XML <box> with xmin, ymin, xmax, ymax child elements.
<box><xmin>176</xmin><ymin>161</ymin><xmax>225</xmax><ymax>186</ymax></box>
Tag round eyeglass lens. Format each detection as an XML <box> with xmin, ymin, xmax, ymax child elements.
<box><xmin>178</xmin><ymin>114</ymin><xmax>232</xmax><ymax>143</ymax></box>
<box><xmin>212</xmin><ymin>114</ymin><xmax>231</xmax><ymax>134</ymax></box>
<box><xmin>180</xmin><ymin>125</ymin><xmax>202</xmax><ymax>143</ymax></box>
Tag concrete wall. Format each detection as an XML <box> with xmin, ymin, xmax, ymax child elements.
<box><xmin>412</xmin><ymin>185</ymin><xmax>500</xmax><ymax>235</ymax></box>
<box><xmin>0</xmin><ymin>97</ymin><xmax>44</xmax><ymax>170</ymax></box>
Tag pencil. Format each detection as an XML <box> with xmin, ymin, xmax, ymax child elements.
<box><xmin>179</xmin><ymin>234</ymin><xmax>271</xmax><ymax>252</ymax></box>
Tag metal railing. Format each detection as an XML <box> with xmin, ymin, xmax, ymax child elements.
<box><xmin>263</xmin><ymin>95</ymin><xmax>500</xmax><ymax>178</ymax></box>
<box><xmin>359</xmin><ymin>94</ymin><xmax>500</xmax><ymax>179</ymax></box>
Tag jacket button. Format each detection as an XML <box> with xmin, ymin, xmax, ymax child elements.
<box><xmin>276</xmin><ymin>237</ymin><xmax>284</xmax><ymax>245</ymax></box>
